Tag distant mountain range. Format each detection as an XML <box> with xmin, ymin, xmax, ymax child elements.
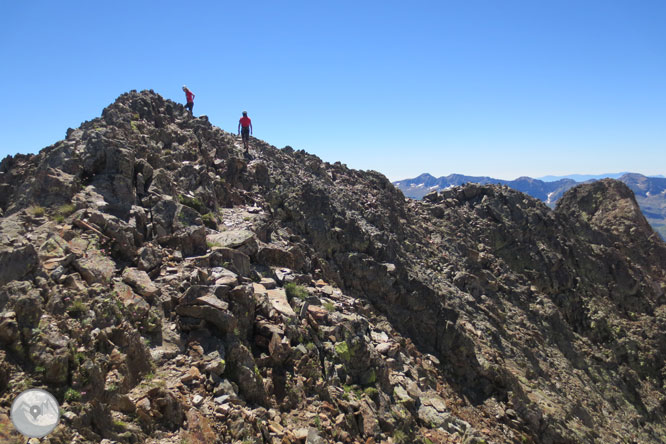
<box><xmin>393</xmin><ymin>172</ymin><xmax>666</xmax><ymax>239</ymax></box>
<box><xmin>538</xmin><ymin>172</ymin><xmax>665</xmax><ymax>182</ymax></box>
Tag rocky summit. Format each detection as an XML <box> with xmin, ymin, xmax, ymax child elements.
<box><xmin>0</xmin><ymin>90</ymin><xmax>665</xmax><ymax>444</ymax></box>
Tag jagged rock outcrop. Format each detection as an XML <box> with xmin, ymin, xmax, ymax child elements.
<box><xmin>0</xmin><ymin>90</ymin><xmax>665</xmax><ymax>443</ymax></box>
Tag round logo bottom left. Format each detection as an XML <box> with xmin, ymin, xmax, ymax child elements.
<box><xmin>11</xmin><ymin>389</ymin><xmax>60</xmax><ymax>438</ymax></box>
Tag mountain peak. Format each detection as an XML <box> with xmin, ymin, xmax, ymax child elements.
<box><xmin>1</xmin><ymin>91</ymin><xmax>666</xmax><ymax>443</ymax></box>
<box><xmin>557</xmin><ymin>178</ymin><xmax>659</xmax><ymax>241</ymax></box>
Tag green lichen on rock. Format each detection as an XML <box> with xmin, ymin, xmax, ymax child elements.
<box><xmin>335</xmin><ymin>341</ymin><xmax>350</xmax><ymax>362</ymax></box>
<box><xmin>178</xmin><ymin>194</ymin><xmax>207</xmax><ymax>214</ymax></box>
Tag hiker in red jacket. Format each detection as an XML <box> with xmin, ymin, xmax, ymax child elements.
<box><xmin>238</xmin><ymin>111</ymin><xmax>252</xmax><ymax>152</ymax></box>
<box><xmin>182</xmin><ymin>86</ymin><xmax>195</xmax><ymax>115</ymax></box>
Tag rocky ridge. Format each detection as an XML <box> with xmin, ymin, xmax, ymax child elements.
<box><xmin>393</xmin><ymin>173</ymin><xmax>666</xmax><ymax>239</ymax></box>
<box><xmin>0</xmin><ymin>90</ymin><xmax>665</xmax><ymax>443</ymax></box>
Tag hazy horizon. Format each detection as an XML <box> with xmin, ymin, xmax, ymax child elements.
<box><xmin>391</xmin><ymin>171</ymin><xmax>666</xmax><ymax>183</ymax></box>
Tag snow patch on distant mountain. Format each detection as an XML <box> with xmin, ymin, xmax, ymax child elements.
<box><xmin>546</xmin><ymin>192</ymin><xmax>556</xmax><ymax>205</ymax></box>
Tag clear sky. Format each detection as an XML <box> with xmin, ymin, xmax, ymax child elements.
<box><xmin>1</xmin><ymin>0</ymin><xmax>664</xmax><ymax>181</ymax></box>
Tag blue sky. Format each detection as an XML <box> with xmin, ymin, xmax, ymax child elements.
<box><xmin>1</xmin><ymin>1</ymin><xmax>664</xmax><ymax>181</ymax></box>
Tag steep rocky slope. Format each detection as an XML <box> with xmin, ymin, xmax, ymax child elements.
<box><xmin>0</xmin><ymin>90</ymin><xmax>665</xmax><ymax>443</ymax></box>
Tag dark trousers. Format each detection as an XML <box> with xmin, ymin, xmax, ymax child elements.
<box><xmin>185</xmin><ymin>102</ymin><xmax>194</xmax><ymax>113</ymax></box>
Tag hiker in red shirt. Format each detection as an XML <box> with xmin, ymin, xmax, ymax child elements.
<box><xmin>182</xmin><ymin>85</ymin><xmax>195</xmax><ymax>115</ymax></box>
<box><xmin>238</xmin><ymin>111</ymin><xmax>252</xmax><ymax>152</ymax></box>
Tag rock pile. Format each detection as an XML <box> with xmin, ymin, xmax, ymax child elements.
<box><xmin>0</xmin><ymin>90</ymin><xmax>665</xmax><ymax>443</ymax></box>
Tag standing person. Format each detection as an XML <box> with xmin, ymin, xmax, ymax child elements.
<box><xmin>238</xmin><ymin>111</ymin><xmax>252</xmax><ymax>152</ymax></box>
<box><xmin>182</xmin><ymin>86</ymin><xmax>195</xmax><ymax>115</ymax></box>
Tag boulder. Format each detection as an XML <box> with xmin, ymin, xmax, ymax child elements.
<box><xmin>0</xmin><ymin>312</ymin><xmax>18</xmax><ymax>345</ymax></box>
<box><xmin>109</xmin><ymin>394</ymin><xmax>136</xmax><ymax>414</ymax></box>
<box><xmin>34</xmin><ymin>347</ymin><xmax>70</xmax><ymax>384</ymax></box>
<box><xmin>173</xmin><ymin>225</ymin><xmax>207</xmax><ymax>257</ymax></box>
<box><xmin>0</xmin><ymin>219</ymin><xmax>38</xmax><ymax>286</ymax></box>
<box><xmin>173</xmin><ymin>204</ymin><xmax>203</xmax><ymax>231</ymax></box>
<box><xmin>255</xmin><ymin>318</ymin><xmax>285</xmax><ymax>339</ymax></box>
<box><xmin>14</xmin><ymin>293</ymin><xmax>43</xmax><ymax>330</ymax></box>
<box><xmin>210</xmin><ymin>267</ymin><xmax>238</xmax><ymax>286</ymax></box>
<box><xmin>147</xmin><ymin>168</ymin><xmax>176</xmax><ymax>197</ymax></box>
<box><xmin>104</xmin><ymin>327</ymin><xmax>153</xmax><ymax>386</ymax></box>
<box><xmin>227</xmin><ymin>285</ymin><xmax>256</xmax><ymax>339</ymax></box>
<box><xmin>209</xmin><ymin>247</ymin><xmax>251</xmax><ymax>277</ymax></box>
<box><xmin>74</xmin><ymin>252</ymin><xmax>115</xmax><ymax>284</ymax></box>
<box><xmin>145</xmin><ymin>387</ymin><xmax>184</xmax><ymax>430</ymax></box>
<box><xmin>136</xmin><ymin>397</ymin><xmax>152</xmax><ymax>423</ymax></box>
<box><xmin>423</xmin><ymin>190</ymin><xmax>442</xmax><ymax>203</ymax></box>
<box><xmin>359</xmin><ymin>399</ymin><xmax>381</xmax><ymax>437</ymax></box>
<box><xmin>122</xmin><ymin>267</ymin><xmax>159</xmax><ymax>300</ymax></box>
<box><xmin>114</xmin><ymin>281</ymin><xmax>150</xmax><ymax>320</ymax></box>
<box><xmin>176</xmin><ymin>286</ymin><xmax>237</xmax><ymax>334</ymax></box>
<box><xmin>0</xmin><ymin>351</ymin><xmax>10</xmax><ymax>392</ymax></box>
<box><xmin>37</xmin><ymin>234</ymin><xmax>69</xmax><ymax>261</ymax></box>
<box><xmin>181</xmin><ymin>366</ymin><xmax>202</xmax><ymax>384</ymax></box>
<box><xmin>268</xmin><ymin>333</ymin><xmax>292</xmax><ymax>365</ymax></box>
<box><xmin>204</xmin><ymin>351</ymin><xmax>226</xmax><ymax>376</ymax></box>
<box><xmin>182</xmin><ymin>408</ymin><xmax>216</xmax><ymax>443</ymax></box>
<box><xmin>265</xmin><ymin>288</ymin><xmax>296</xmax><ymax>319</ymax></box>
<box><xmin>393</xmin><ymin>385</ymin><xmax>415</xmax><ymax>410</ymax></box>
<box><xmin>27</xmin><ymin>318</ymin><xmax>71</xmax><ymax>384</ymax></box>
<box><xmin>256</xmin><ymin>245</ymin><xmax>305</xmax><ymax>270</ymax></box>
<box><xmin>137</xmin><ymin>244</ymin><xmax>162</xmax><ymax>271</ymax></box>
<box><xmin>417</xmin><ymin>392</ymin><xmax>450</xmax><ymax>428</ymax></box>
<box><xmin>28</xmin><ymin>167</ymin><xmax>81</xmax><ymax>209</ymax></box>
<box><xmin>306</xmin><ymin>428</ymin><xmax>327</xmax><ymax>444</ymax></box>
<box><xmin>85</xmin><ymin>210</ymin><xmax>138</xmax><ymax>257</ymax></box>
<box><xmin>151</xmin><ymin>199</ymin><xmax>178</xmax><ymax>237</ymax></box>
<box><xmin>259</xmin><ymin>277</ymin><xmax>277</xmax><ymax>289</ymax></box>
<box><xmin>227</xmin><ymin>343</ymin><xmax>266</xmax><ymax>405</ymax></box>
<box><xmin>80</xmin><ymin>142</ymin><xmax>136</xmax><ymax>217</ymax></box>
<box><xmin>207</xmin><ymin>229</ymin><xmax>258</xmax><ymax>256</ymax></box>
<box><xmin>0</xmin><ymin>280</ymin><xmax>37</xmax><ymax>312</ymax></box>
<box><xmin>307</xmin><ymin>305</ymin><xmax>328</xmax><ymax>322</ymax></box>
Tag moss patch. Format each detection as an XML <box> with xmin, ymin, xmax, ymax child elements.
<box><xmin>335</xmin><ymin>341</ymin><xmax>351</xmax><ymax>362</ymax></box>
<box><xmin>285</xmin><ymin>282</ymin><xmax>308</xmax><ymax>300</ymax></box>
<box><xmin>178</xmin><ymin>194</ymin><xmax>207</xmax><ymax>214</ymax></box>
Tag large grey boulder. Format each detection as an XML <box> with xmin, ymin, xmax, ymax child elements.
<box><xmin>206</xmin><ymin>229</ymin><xmax>257</xmax><ymax>256</ymax></box>
<box><xmin>209</xmin><ymin>247</ymin><xmax>251</xmax><ymax>277</ymax></box>
<box><xmin>256</xmin><ymin>245</ymin><xmax>305</xmax><ymax>270</ymax></box>
<box><xmin>122</xmin><ymin>267</ymin><xmax>159</xmax><ymax>300</ymax></box>
<box><xmin>137</xmin><ymin>244</ymin><xmax>163</xmax><ymax>271</ymax></box>
<box><xmin>74</xmin><ymin>252</ymin><xmax>115</xmax><ymax>284</ymax></box>
<box><xmin>226</xmin><ymin>343</ymin><xmax>266</xmax><ymax>405</ymax></box>
<box><xmin>84</xmin><ymin>209</ymin><xmax>139</xmax><ymax>258</ymax></box>
<box><xmin>417</xmin><ymin>392</ymin><xmax>450</xmax><ymax>428</ymax></box>
<box><xmin>174</xmin><ymin>225</ymin><xmax>207</xmax><ymax>257</ymax></box>
<box><xmin>176</xmin><ymin>285</ymin><xmax>237</xmax><ymax>334</ymax></box>
<box><xmin>152</xmin><ymin>201</ymin><xmax>206</xmax><ymax>256</ymax></box>
<box><xmin>152</xmin><ymin>199</ymin><xmax>178</xmax><ymax>237</ymax></box>
<box><xmin>265</xmin><ymin>288</ymin><xmax>296</xmax><ymax>319</ymax></box>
